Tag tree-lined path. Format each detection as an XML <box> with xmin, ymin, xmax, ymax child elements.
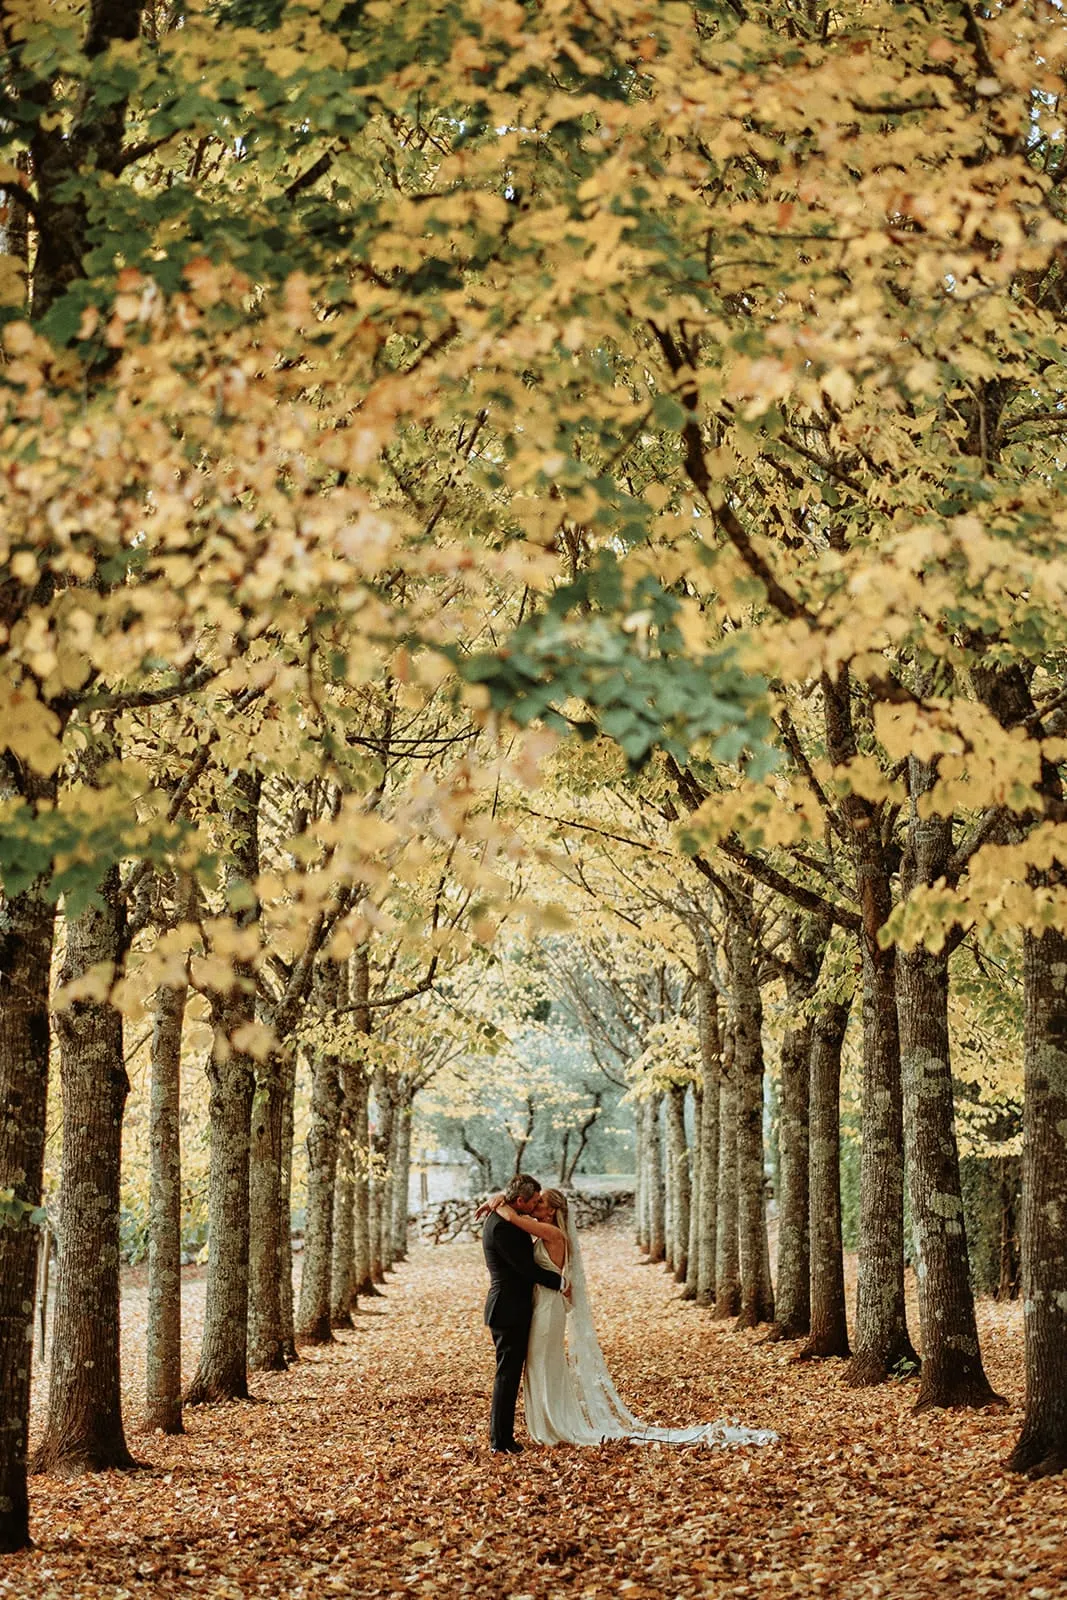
<box><xmin>10</xmin><ymin>1220</ymin><xmax>1066</xmax><ymax>1600</ymax></box>
<box><xmin>5</xmin><ymin>0</ymin><xmax>1067</xmax><ymax>1574</ymax></box>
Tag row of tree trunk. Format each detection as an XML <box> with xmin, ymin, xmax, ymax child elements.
<box><xmin>633</xmin><ymin>903</ymin><xmax>848</xmax><ymax>1346</ymax></box>
<box><xmin>4</xmin><ymin>895</ymin><xmax>417</xmax><ymax>1539</ymax></box>
<box><xmin>642</xmin><ymin>640</ymin><xmax>1067</xmax><ymax>1480</ymax></box>
<box><xmin>630</xmin><ymin>884</ymin><xmax>1039</xmax><ymax>1428</ymax></box>
<box><xmin>0</xmin><ymin>750</ymin><xmax>441</xmax><ymax>1551</ymax></box>
<box><xmin>634</xmin><ymin>977</ymin><xmax>853</xmax><ymax>1360</ymax></box>
<box><xmin>29</xmin><ymin>924</ymin><xmax>418</xmax><ymax>1443</ymax></box>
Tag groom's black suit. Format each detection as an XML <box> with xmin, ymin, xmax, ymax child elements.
<box><xmin>482</xmin><ymin>1211</ymin><xmax>562</xmax><ymax>1450</ymax></box>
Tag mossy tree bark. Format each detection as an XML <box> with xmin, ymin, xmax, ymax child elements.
<box><xmin>186</xmin><ymin>770</ymin><xmax>260</xmax><ymax>1406</ymax></box>
<box><xmin>345</xmin><ymin>947</ymin><xmax>379</xmax><ymax>1301</ymax></box>
<box><xmin>714</xmin><ymin>1024</ymin><xmax>741</xmax><ymax>1319</ymax></box>
<box><xmin>0</xmin><ymin>0</ymin><xmax>142</xmax><ymax>1522</ymax></box>
<box><xmin>694</xmin><ymin>952</ymin><xmax>721</xmax><ymax>1307</ymax></box>
<box><xmin>681</xmin><ymin>1079</ymin><xmax>702</xmax><ymax>1300</ymax></box>
<box><xmin>644</xmin><ymin>1094</ymin><xmax>666</xmax><ymax>1264</ymax></box>
<box><xmin>965</xmin><ymin>657</ymin><xmax>1067</xmax><ymax>1471</ymax></box>
<box><xmin>248</xmin><ymin>806</ymin><xmax>336</xmax><ymax>1366</ymax></box>
<box><xmin>330</xmin><ymin>1113</ymin><xmax>356</xmax><ymax>1329</ymax></box>
<box><xmin>846</xmin><ymin>925</ymin><xmax>918</xmax><ymax>1386</ymax></box>
<box><xmin>185</xmin><ymin>1031</ymin><xmax>257</xmax><ymax>1403</ymax></box>
<box><xmin>278</xmin><ymin>1043</ymin><xmax>298</xmax><ymax>1362</ymax></box>
<box><xmin>996</xmin><ymin>1155</ymin><xmax>1022</xmax><ymax>1303</ymax></box>
<box><xmin>381</xmin><ymin>1091</ymin><xmax>401</xmax><ymax>1273</ymax></box>
<box><xmin>249</xmin><ymin>902</ymin><xmax>336</xmax><ymax>1365</ymax></box>
<box><xmin>727</xmin><ymin>885</ymin><xmax>774</xmax><ymax>1329</ymax></box>
<box><xmin>34</xmin><ymin>865</ymin><xmax>136</xmax><ymax>1476</ymax></box>
<box><xmin>897</xmin><ymin>757</ymin><xmax>1001</xmax><ymax>1411</ymax></box>
<box><xmin>800</xmin><ymin>996</ymin><xmax>852</xmax><ymax>1361</ymax></box>
<box><xmin>296</xmin><ymin>964</ymin><xmax>344</xmax><ymax>1346</ymax></box>
<box><xmin>391</xmin><ymin>1086</ymin><xmax>414</xmax><ymax>1262</ymax></box>
<box><xmin>664</xmin><ymin>1082</ymin><xmax>690</xmax><ymax>1281</ymax></box>
<box><xmin>821</xmin><ymin>671</ymin><xmax>917</xmax><ymax>1387</ymax></box>
<box><xmin>145</xmin><ymin>959</ymin><xmax>187</xmax><ymax>1433</ymax></box>
<box><xmin>296</xmin><ymin>1045</ymin><xmax>342</xmax><ymax>1344</ymax></box>
<box><xmin>248</xmin><ymin>1043</ymin><xmax>291</xmax><ymax>1372</ymax></box>
<box><xmin>0</xmin><ymin>871</ymin><xmax>57</xmax><ymax>1551</ymax></box>
<box><xmin>766</xmin><ymin>914</ymin><xmax>829</xmax><ymax>1342</ymax></box>
<box><xmin>368</xmin><ymin>1065</ymin><xmax>395</xmax><ymax>1281</ymax></box>
<box><xmin>1008</xmin><ymin>924</ymin><xmax>1067</xmax><ymax>1475</ymax></box>
<box><xmin>352</xmin><ymin>1063</ymin><xmax>377</xmax><ymax>1299</ymax></box>
<box><xmin>330</xmin><ymin>947</ymin><xmax>368</xmax><ymax>1322</ymax></box>
<box><xmin>634</xmin><ymin>1101</ymin><xmax>649</xmax><ymax>1254</ymax></box>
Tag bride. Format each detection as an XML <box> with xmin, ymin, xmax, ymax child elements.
<box><xmin>484</xmin><ymin>1187</ymin><xmax>777</xmax><ymax>1449</ymax></box>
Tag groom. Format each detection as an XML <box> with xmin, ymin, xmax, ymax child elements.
<box><xmin>480</xmin><ymin>1173</ymin><xmax>562</xmax><ymax>1454</ymax></box>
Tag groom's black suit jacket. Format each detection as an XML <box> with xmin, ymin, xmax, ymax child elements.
<box><xmin>482</xmin><ymin>1212</ymin><xmax>562</xmax><ymax>1329</ymax></box>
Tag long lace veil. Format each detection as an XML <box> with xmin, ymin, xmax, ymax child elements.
<box><xmin>561</xmin><ymin>1210</ymin><xmax>638</xmax><ymax>1437</ymax></box>
<box><xmin>561</xmin><ymin>1209</ymin><xmax>778</xmax><ymax>1448</ymax></box>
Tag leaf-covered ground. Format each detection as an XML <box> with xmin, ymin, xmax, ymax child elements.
<box><xmin>10</xmin><ymin>1216</ymin><xmax>1067</xmax><ymax>1599</ymax></box>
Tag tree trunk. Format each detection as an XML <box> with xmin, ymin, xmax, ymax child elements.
<box><xmin>758</xmin><ymin>1200</ymin><xmax>774</xmax><ymax>1316</ymax></box>
<box><xmin>961</xmin><ymin>1152</ymin><xmax>1004</xmax><ymax>1296</ymax></box>
<box><xmin>1008</xmin><ymin>925</ymin><xmax>1067</xmax><ymax>1475</ymax></box>
<box><xmin>0</xmin><ymin>881</ymin><xmax>56</xmax><ymax>1551</ymax></box>
<box><xmin>767</xmin><ymin>916</ymin><xmax>828</xmax><ymax>1342</ymax></box>
<box><xmin>665</xmin><ymin>1083</ymin><xmax>690</xmax><ymax>1282</ymax></box>
<box><xmin>682</xmin><ymin>1082</ymin><xmax>703</xmax><ymax>1301</ymax></box>
<box><xmin>634</xmin><ymin>1096</ymin><xmax>649</xmax><ymax>1254</ymax></box>
<box><xmin>248</xmin><ymin>1045</ymin><xmax>290</xmax><ymax>1372</ymax></box>
<box><xmin>392</xmin><ymin>1091</ymin><xmax>413</xmax><ymax>1261</ymax></box>
<box><xmin>382</xmin><ymin>1098</ymin><xmax>400</xmax><ymax>1273</ymax></box>
<box><xmin>185</xmin><ymin>1041</ymin><xmax>256</xmax><ymax>1401</ymax></box>
<box><xmin>898</xmin><ymin>941</ymin><xmax>1000</xmax><ymax>1409</ymax></box>
<box><xmin>369</xmin><ymin>1067</ymin><xmax>395</xmax><ymax>1281</ymax></box>
<box><xmin>36</xmin><ymin>1226</ymin><xmax>53</xmax><ymax>1363</ymax></box>
<box><xmin>507</xmin><ymin>1093</ymin><xmax>536</xmax><ymax>1180</ymax></box>
<box><xmin>346</xmin><ymin>948</ymin><xmax>379</xmax><ymax>1300</ymax></box>
<box><xmin>34</xmin><ymin>866</ymin><xmax>135</xmax><ymax>1475</ymax></box>
<box><xmin>997</xmin><ymin>1155</ymin><xmax>1021</xmax><ymax>1302</ymax></box>
<box><xmin>330</xmin><ymin>1113</ymin><xmax>356</xmax><ymax>1328</ymax></box>
<box><xmin>278</xmin><ymin>1044</ymin><xmax>298</xmax><ymax>1361</ymax></box>
<box><xmin>964</xmin><ymin>659</ymin><xmax>1067</xmax><ymax>1467</ymax></box>
<box><xmin>561</xmin><ymin>1090</ymin><xmax>603</xmax><ymax>1187</ymax></box>
<box><xmin>645</xmin><ymin>1094</ymin><xmax>666</xmax><ymax>1264</ymax></box>
<box><xmin>296</xmin><ymin>1046</ymin><xmax>342</xmax><ymax>1345</ymax></box>
<box><xmin>145</xmin><ymin>972</ymin><xmax>186</xmax><ymax>1433</ymax></box>
<box><xmin>800</xmin><ymin>997</ymin><xmax>851</xmax><ymax>1361</ymax></box>
<box><xmin>663</xmin><ymin>1115</ymin><xmax>675</xmax><ymax>1275</ymax></box>
<box><xmin>186</xmin><ymin>770</ymin><xmax>260</xmax><ymax>1406</ymax></box>
<box><xmin>766</xmin><ymin>1005</ymin><xmax>812</xmax><ymax>1339</ymax></box>
<box><xmin>695</xmin><ymin>961</ymin><xmax>720</xmax><ymax>1307</ymax></box>
<box><xmin>845</xmin><ymin>930</ymin><xmax>918</xmax><ymax>1385</ymax></box>
<box><xmin>352</xmin><ymin>1066</ymin><xmax>377</xmax><ymax>1299</ymax></box>
<box><xmin>821</xmin><ymin>672</ymin><xmax>917</xmax><ymax>1388</ymax></box>
<box><xmin>714</xmin><ymin>1032</ymin><xmax>741</xmax><ymax>1319</ymax></box>
<box><xmin>728</xmin><ymin>891</ymin><xmax>774</xmax><ymax>1329</ymax></box>
<box><xmin>895</xmin><ymin>753</ymin><xmax>998</xmax><ymax>1408</ymax></box>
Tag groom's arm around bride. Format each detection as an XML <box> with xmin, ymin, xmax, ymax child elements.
<box><xmin>481</xmin><ymin>1174</ymin><xmax>562</xmax><ymax>1453</ymax></box>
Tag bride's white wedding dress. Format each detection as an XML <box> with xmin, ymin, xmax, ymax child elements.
<box><xmin>523</xmin><ymin>1220</ymin><xmax>776</xmax><ymax>1449</ymax></box>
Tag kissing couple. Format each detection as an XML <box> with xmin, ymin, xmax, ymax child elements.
<box><xmin>478</xmin><ymin>1173</ymin><xmax>777</xmax><ymax>1453</ymax></box>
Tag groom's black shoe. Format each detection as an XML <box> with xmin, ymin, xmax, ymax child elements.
<box><xmin>490</xmin><ymin>1441</ymin><xmax>524</xmax><ymax>1454</ymax></box>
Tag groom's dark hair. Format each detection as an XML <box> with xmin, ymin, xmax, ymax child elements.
<box><xmin>504</xmin><ymin>1173</ymin><xmax>540</xmax><ymax>1204</ymax></box>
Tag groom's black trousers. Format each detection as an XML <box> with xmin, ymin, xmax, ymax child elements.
<box><xmin>489</xmin><ymin>1317</ymin><xmax>532</xmax><ymax>1449</ymax></box>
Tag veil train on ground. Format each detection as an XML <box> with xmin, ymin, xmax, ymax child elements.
<box><xmin>534</xmin><ymin>1212</ymin><xmax>778</xmax><ymax>1450</ymax></box>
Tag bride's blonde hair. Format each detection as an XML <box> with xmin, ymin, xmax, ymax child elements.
<box><xmin>541</xmin><ymin>1187</ymin><xmax>568</xmax><ymax>1227</ymax></box>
